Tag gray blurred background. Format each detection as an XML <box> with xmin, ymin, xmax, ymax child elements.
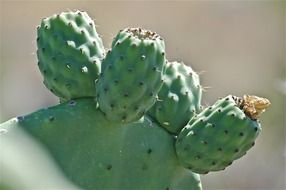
<box><xmin>0</xmin><ymin>1</ymin><xmax>285</xmax><ymax>189</ymax></box>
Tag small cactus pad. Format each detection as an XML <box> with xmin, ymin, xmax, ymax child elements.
<box><xmin>37</xmin><ymin>11</ymin><xmax>105</xmax><ymax>100</ymax></box>
<box><xmin>176</xmin><ymin>95</ymin><xmax>270</xmax><ymax>174</ymax></box>
<box><xmin>3</xmin><ymin>98</ymin><xmax>202</xmax><ymax>190</ymax></box>
<box><xmin>96</xmin><ymin>28</ymin><xmax>166</xmax><ymax>123</ymax></box>
<box><xmin>148</xmin><ymin>61</ymin><xmax>202</xmax><ymax>134</ymax></box>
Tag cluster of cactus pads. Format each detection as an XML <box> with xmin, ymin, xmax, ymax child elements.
<box><xmin>0</xmin><ymin>11</ymin><xmax>271</xmax><ymax>190</ymax></box>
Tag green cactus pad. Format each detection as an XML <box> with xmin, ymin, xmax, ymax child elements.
<box><xmin>1</xmin><ymin>98</ymin><xmax>202</xmax><ymax>190</ymax></box>
<box><xmin>37</xmin><ymin>11</ymin><xmax>105</xmax><ymax>100</ymax></box>
<box><xmin>148</xmin><ymin>61</ymin><xmax>202</xmax><ymax>134</ymax></box>
<box><xmin>176</xmin><ymin>95</ymin><xmax>262</xmax><ymax>174</ymax></box>
<box><xmin>96</xmin><ymin>28</ymin><xmax>166</xmax><ymax>123</ymax></box>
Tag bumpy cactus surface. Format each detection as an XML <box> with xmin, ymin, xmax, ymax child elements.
<box><xmin>96</xmin><ymin>28</ymin><xmax>166</xmax><ymax>123</ymax></box>
<box><xmin>37</xmin><ymin>11</ymin><xmax>105</xmax><ymax>101</ymax></box>
<box><xmin>148</xmin><ymin>61</ymin><xmax>202</xmax><ymax>134</ymax></box>
<box><xmin>0</xmin><ymin>10</ymin><xmax>270</xmax><ymax>190</ymax></box>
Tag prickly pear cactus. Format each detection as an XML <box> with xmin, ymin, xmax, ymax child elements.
<box><xmin>37</xmin><ymin>11</ymin><xmax>105</xmax><ymax>101</ymax></box>
<box><xmin>0</xmin><ymin>10</ymin><xmax>270</xmax><ymax>190</ymax></box>
<box><xmin>175</xmin><ymin>95</ymin><xmax>270</xmax><ymax>174</ymax></box>
<box><xmin>96</xmin><ymin>28</ymin><xmax>166</xmax><ymax>123</ymax></box>
<box><xmin>148</xmin><ymin>61</ymin><xmax>202</xmax><ymax>134</ymax></box>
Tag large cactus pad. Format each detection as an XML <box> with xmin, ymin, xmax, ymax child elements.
<box><xmin>1</xmin><ymin>98</ymin><xmax>202</xmax><ymax>190</ymax></box>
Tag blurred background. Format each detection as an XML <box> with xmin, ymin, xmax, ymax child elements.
<box><xmin>0</xmin><ymin>1</ymin><xmax>285</xmax><ymax>189</ymax></box>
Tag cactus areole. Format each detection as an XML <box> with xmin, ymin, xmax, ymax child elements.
<box><xmin>0</xmin><ymin>10</ymin><xmax>270</xmax><ymax>190</ymax></box>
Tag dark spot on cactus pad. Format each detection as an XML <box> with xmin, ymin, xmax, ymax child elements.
<box><xmin>114</xmin><ymin>79</ymin><xmax>119</xmax><ymax>84</ymax></box>
<box><xmin>239</xmin><ymin>132</ymin><xmax>244</xmax><ymax>136</ymax></box>
<box><xmin>218</xmin><ymin>109</ymin><xmax>222</xmax><ymax>113</ymax></box>
<box><xmin>131</xmin><ymin>43</ymin><xmax>137</xmax><ymax>48</ymax></box>
<box><xmin>224</xmin><ymin>130</ymin><xmax>228</xmax><ymax>134</ymax></box>
<box><xmin>230</xmin><ymin>113</ymin><xmax>235</xmax><ymax>117</ymax></box>
<box><xmin>50</xmin><ymin>88</ymin><xmax>54</xmax><ymax>92</ymax></box>
<box><xmin>134</xmin><ymin>106</ymin><xmax>139</xmax><ymax>111</ymax></box>
<box><xmin>234</xmin><ymin>148</ymin><xmax>239</xmax><ymax>153</ymax></box>
<box><xmin>120</xmin><ymin>55</ymin><xmax>124</xmax><ymax>60</ymax></box>
<box><xmin>17</xmin><ymin>116</ymin><xmax>25</xmax><ymax>122</ymax></box>
<box><xmin>106</xmin><ymin>165</ymin><xmax>112</xmax><ymax>170</ymax></box>
<box><xmin>104</xmin><ymin>87</ymin><xmax>108</xmax><ymax>93</ymax></box>
<box><xmin>110</xmin><ymin>104</ymin><xmax>114</xmax><ymax>108</ymax></box>
<box><xmin>36</xmin><ymin>37</ymin><xmax>40</xmax><ymax>41</ymax></box>
<box><xmin>147</xmin><ymin>149</ymin><xmax>152</xmax><ymax>154</ymax></box>
<box><xmin>152</xmin><ymin>66</ymin><xmax>157</xmax><ymax>71</ymax></box>
<box><xmin>218</xmin><ymin>147</ymin><xmax>223</xmax><ymax>152</ymax></box>
<box><xmin>124</xmin><ymin>93</ymin><xmax>129</xmax><ymax>98</ymax></box>
<box><xmin>149</xmin><ymin>92</ymin><xmax>154</xmax><ymax>97</ymax></box>
<box><xmin>161</xmin><ymin>52</ymin><xmax>165</xmax><ymax>56</ymax></box>
<box><xmin>211</xmin><ymin>161</ymin><xmax>216</xmax><ymax>165</ymax></box>
<box><xmin>49</xmin><ymin>116</ymin><xmax>54</xmax><ymax>122</ymax></box>
<box><xmin>139</xmin><ymin>81</ymin><xmax>144</xmax><ymax>86</ymax></box>
<box><xmin>44</xmin><ymin>25</ymin><xmax>48</xmax><ymax>29</ymax></box>
<box><xmin>122</xmin><ymin>115</ymin><xmax>127</xmax><ymax>121</ymax></box>
<box><xmin>42</xmin><ymin>48</ymin><xmax>45</xmax><ymax>52</ymax></box>
<box><xmin>128</xmin><ymin>68</ymin><xmax>133</xmax><ymax>72</ymax></box>
<box><xmin>69</xmin><ymin>100</ymin><xmax>77</xmax><ymax>106</ymax></box>
<box><xmin>252</xmin><ymin>142</ymin><xmax>255</xmax><ymax>146</ymax></box>
<box><xmin>227</xmin><ymin>161</ymin><xmax>233</xmax><ymax>166</ymax></box>
<box><xmin>89</xmin><ymin>23</ymin><xmax>93</xmax><ymax>27</ymax></box>
<box><xmin>202</xmin><ymin>140</ymin><xmax>208</xmax><ymax>145</ymax></box>
<box><xmin>166</xmin><ymin>187</ymin><xmax>170</xmax><ymax>190</ymax></box>
<box><xmin>141</xmin><ymin>55</ymin><xmax>146</xmax><ymax>60</ymax></box>
<box><xmin>254</xmin><ymin>127</ymin><xmax>258</xmax><ymax>132</ymax></box>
